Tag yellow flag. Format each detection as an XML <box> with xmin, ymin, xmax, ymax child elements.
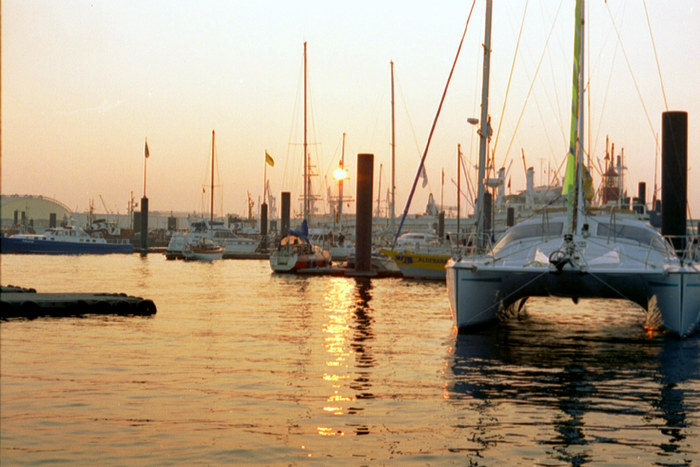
<box><xmin>265</xmin><ymin>151</ymin><xmax>274</xmax><ymax>167</ymax></box>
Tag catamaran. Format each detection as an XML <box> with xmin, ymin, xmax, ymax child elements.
<box><xmin>446</xmin><ymin>0</ymin><xmax>700</xmax><ymax>338</ymax></box>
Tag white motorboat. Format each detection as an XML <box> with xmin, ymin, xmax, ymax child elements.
<box><xmin>446</xmin><ymin>0</ymin><xmax>700</xmax><ymax>338</ymax></box>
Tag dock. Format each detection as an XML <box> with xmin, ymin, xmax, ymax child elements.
<box><xmin>1</xmin><ymin>285</ymin><xmax>157</xmax><ymax>319</ymax></box>
<box><xmin>294</xmin><ymin>267</ymin><xmax>401</xmax><ymax>278</ymax></box>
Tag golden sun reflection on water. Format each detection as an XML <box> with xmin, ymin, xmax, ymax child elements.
<box><xmin>320</xmin><ymin>278</ymin><xmax>363</xmax><ymax>428</ymax></box>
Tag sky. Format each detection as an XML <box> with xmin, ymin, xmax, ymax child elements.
<box><xmin>2</xmin><ymin>0</ymin><xmax>699</xmax><ymax>220</ymax></box>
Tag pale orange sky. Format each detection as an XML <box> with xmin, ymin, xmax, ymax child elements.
<box><xmin>2</xmin><ymin>1</ymin><xmax>699</xmax><ymax>219</ymax></box>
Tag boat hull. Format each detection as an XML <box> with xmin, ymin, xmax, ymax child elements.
<box><xmin>380</xmin><ymin>248</ymin><xmax>451</xmax><ymax>280</ymax></box>
<box><xmin>166</xmin><ymin>232</ymin><xmax>258</xmax><ymax>259</ymax></box>
<box><xmin>647</xmin><ymin>267</ymin><xmax>700</xmax><ymax>337</ymax></box>
<box><xmin>1</xmin><ymin>236</ymin><xmax>133</xmax><ymax>254</ymax></box>
<box><xmin>269</xmin><ymin>251</ymin><xmax>331</xmax><ymax>273</ymax></box>
<box><xmin>183</xmin><ymin>251</ymin><xmax>224</xmax><ymax>261</ymax></box>
<box><xmin>447</xmin><ymin>260</ymin><xmax>700</xmax><ymax>337</ymax></box>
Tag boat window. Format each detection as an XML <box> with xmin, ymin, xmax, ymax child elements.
<box><xmin>492</xmin><ymin>222</ymin><xmax>563</xmax><ymax>254</ymax></box>
<box><xmin>596</xmin><ymin>223</ymin><xmax>667</xmax><ymax>251</ymax></box>
<box><xmin>500</xmin><ymin>222</ymin><xmax>563</xmax><ymax>244</ymax></box>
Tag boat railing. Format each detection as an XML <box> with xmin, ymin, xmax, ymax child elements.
<box><xmin>459</xmin><ymin>231</ymin><xmax>492</xmax><ymax>257</ymax></box>
<box><xmin>662</xmin><ymin>234</ymin><xmax>700</xmax><ymax>264</ymax></box>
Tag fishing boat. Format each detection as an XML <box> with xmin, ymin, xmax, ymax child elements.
<box><xmin>270</xmin><ymin>220</ymin><xmax>331</xmax><ymax>272</ymax></box>
<box><xmin>0</xmin><ymin>225</ymin><xmax>133</xmax><ymax>254</ymax></box>
<box><xmin>446</xmin><ymin>0</ymin><xmax>700</xmax><ymax>338</ymax></box>
<box><xmin>182</xmin><ymin>237</ymin><xmax>224</xmax><ymax>262</ymax></box>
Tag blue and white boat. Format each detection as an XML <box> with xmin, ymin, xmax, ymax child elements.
<box><xmin>0</xmin><ymin>225</ymin><xmax>133</xmax><ymax>254</ymax></box>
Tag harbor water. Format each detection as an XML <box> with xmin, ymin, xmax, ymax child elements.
<box><xmin>1</xmin><ymin>254</ymin><xmax>699</xmax><ymax>465</ymax></box>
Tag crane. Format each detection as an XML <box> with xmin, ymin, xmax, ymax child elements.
<box><xmin>99</xmin><ymin>195</ymin><xmax>112</xmax><ymax>214</ymax></box>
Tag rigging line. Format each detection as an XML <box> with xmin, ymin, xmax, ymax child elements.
<box><xmin>395</xmin><ymin>72</ymin><xmax>427</xmax><ymax>177</ymax></box>
<box><xmin>392</xmin><ymin>0</ymin><xmax>477</xmax><ymax>247</ymax></box>
<box><xmin>500</xmin><ymin>0</ymin><xmax>565</xmax><ymax>171</ymax></box>
<box><xmin>642</xmin><ymin>0</ymin><xmax>669</xmax><ymax>112</ymax></box>
<box><xmin>604</xmin><ymin>2</ymin><xmax>657</xmax><ymax>144</ymax></box>
<box><xmin>492</xmin><ymin>0</ymin><xmax>529</xmax><ymax>169</ymax></box>
<box><xmin>591</xmin><ymin>0</ymin><xmax>623</xmax><ymax>160</ymax></box>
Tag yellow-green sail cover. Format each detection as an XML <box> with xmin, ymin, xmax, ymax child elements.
<box><xmin>562</xmin><ymin>0</ymin><xmax>582</xmax><ymax>196</ymax></box>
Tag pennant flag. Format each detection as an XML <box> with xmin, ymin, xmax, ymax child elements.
<box><xmin>420</xmin><ymin>164</ymin><xmax>428</xmax><ymax>188</ymax></box>
<box><xmin>144</xmin><ymin>138</ymin><xmax>150</xmax><ymax>159</ymax></box>
<box><xmin>265</xmin><ymin>150</ymin><xmax>274</xmax><ymax>167</ymax></box>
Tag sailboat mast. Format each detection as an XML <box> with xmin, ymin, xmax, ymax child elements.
<box><xmin>376</xmin><ymin>163</ymin><xmax>383</xmax><ymax>217</ymax></box>
<box><xmin>390</xmin><ymin>60</ymin><xmax>396</xmax><ymax>230</ymax></box>
<box><xmin>457</xmin><ymin>143</ymin><xmax>461</xmax><ymax>241</ymax></box>
<box><xmin>577</xmin><ymin>0</ymin><xmax>586</xmax><ymax>231</ymax></box>
<box><xmin>303</xmin><ymin>41</ymin><xmax>309</xmax><ymax>222</ymax></box>
<box><xmin>475</xmin><ymin>0</ymin><xmax>493</xmax><ymax>249</ymax></box>
<box><xmin>564</xmin><ymin>0</ymin><xmax>585</xmax><ymax>234</ymax></box>
<box><xmin>211</xmin><ymin>130</ymin><xmax>215</xmax><ymax>224</ymax></box>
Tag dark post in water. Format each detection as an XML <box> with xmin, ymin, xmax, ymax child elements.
<box><xmin>281</xmin><ymin>192</ymin><xmax>290</xmax><ymax>238</ymax></box>
<box><xmin>140</xmin><ymin>197</ymin><xmax>149</xmax><ymax>254</ymax></box>
<box><xmin>506</xmin><ymin>207</ymin><xmax>515</xmax><ymax>228</ymax></box>
<box><xmin>661</xmin><ymin>111</ymin><xmax>687</xmax><ymax>253</ymax></box>
<box><xmin>260</xmin><ymin>203</ymin><xmax>268</xmax><ymax>251</ymax></box>
<box><xmin>484</xmin><ymin>192</ymin><xmax>492</xmax><ymax>244</ymax></box>
<box><xmin>355</xmin><ymin>153</ymin><xmax>374</xmax><ymax>272</ymax></box>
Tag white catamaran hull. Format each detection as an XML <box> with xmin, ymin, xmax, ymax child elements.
<box><xmin>447</xmin><ymin>246</ymin><xmax>700</xmax><ymax>338</ymax></box>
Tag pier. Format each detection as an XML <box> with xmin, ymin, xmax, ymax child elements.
<box><xmin>1</xmin><ymin>285</ymin><xmax>157</xmax><ymax>319</ymax></box>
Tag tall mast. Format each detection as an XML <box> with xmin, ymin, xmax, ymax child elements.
<box><xmin>567</xmin><ymin>0</ymin><xmax>585</xmax><ymax>234</ymax></box>
<box><xmin>577</xmin><ymin>1</ymin><xmax>586</xmax><ymax>232</ymax></box>
<box><xmin>303</xmin><ymin>41</ymin><xmax>309</xmax><ymax>221</ymax></box>
<box><xmin>475</xmin><ymin>0</ymin><xmax>493</xmax><ymax>249</ymax></box>
<box><xmin>457</xmin><ymin>143</ymin><xmax>461</xmax><ymax>242</ymax></box>
<box><xmin>390</xmin><ymin>60</ymin><xmax>396</xmax><ymax>230</ymax></box>
<box><xmin>376</xmin><ymin>164</ymin><xmax>383</xmax><ymax>217</ymax></box>
<box><xmin>211</xmin><ymin>130</ymin><xmax>215</xmax><ymax>224</ymax></box>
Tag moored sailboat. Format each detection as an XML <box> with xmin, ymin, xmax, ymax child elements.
<box><xmin>177</xmin><ymin>130</ymin><xmax>226</xmax><ymax>262</ymax></box>
<box><xmin>269</xmin><ymin>42</ymin><xmax>331</xmax><ymax>273</ymax></box>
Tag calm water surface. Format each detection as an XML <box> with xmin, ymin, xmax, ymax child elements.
<box><xmin>1</xmin><ymin>254</ymin><xmax>699</xmax><ymax>465</ymax></box>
